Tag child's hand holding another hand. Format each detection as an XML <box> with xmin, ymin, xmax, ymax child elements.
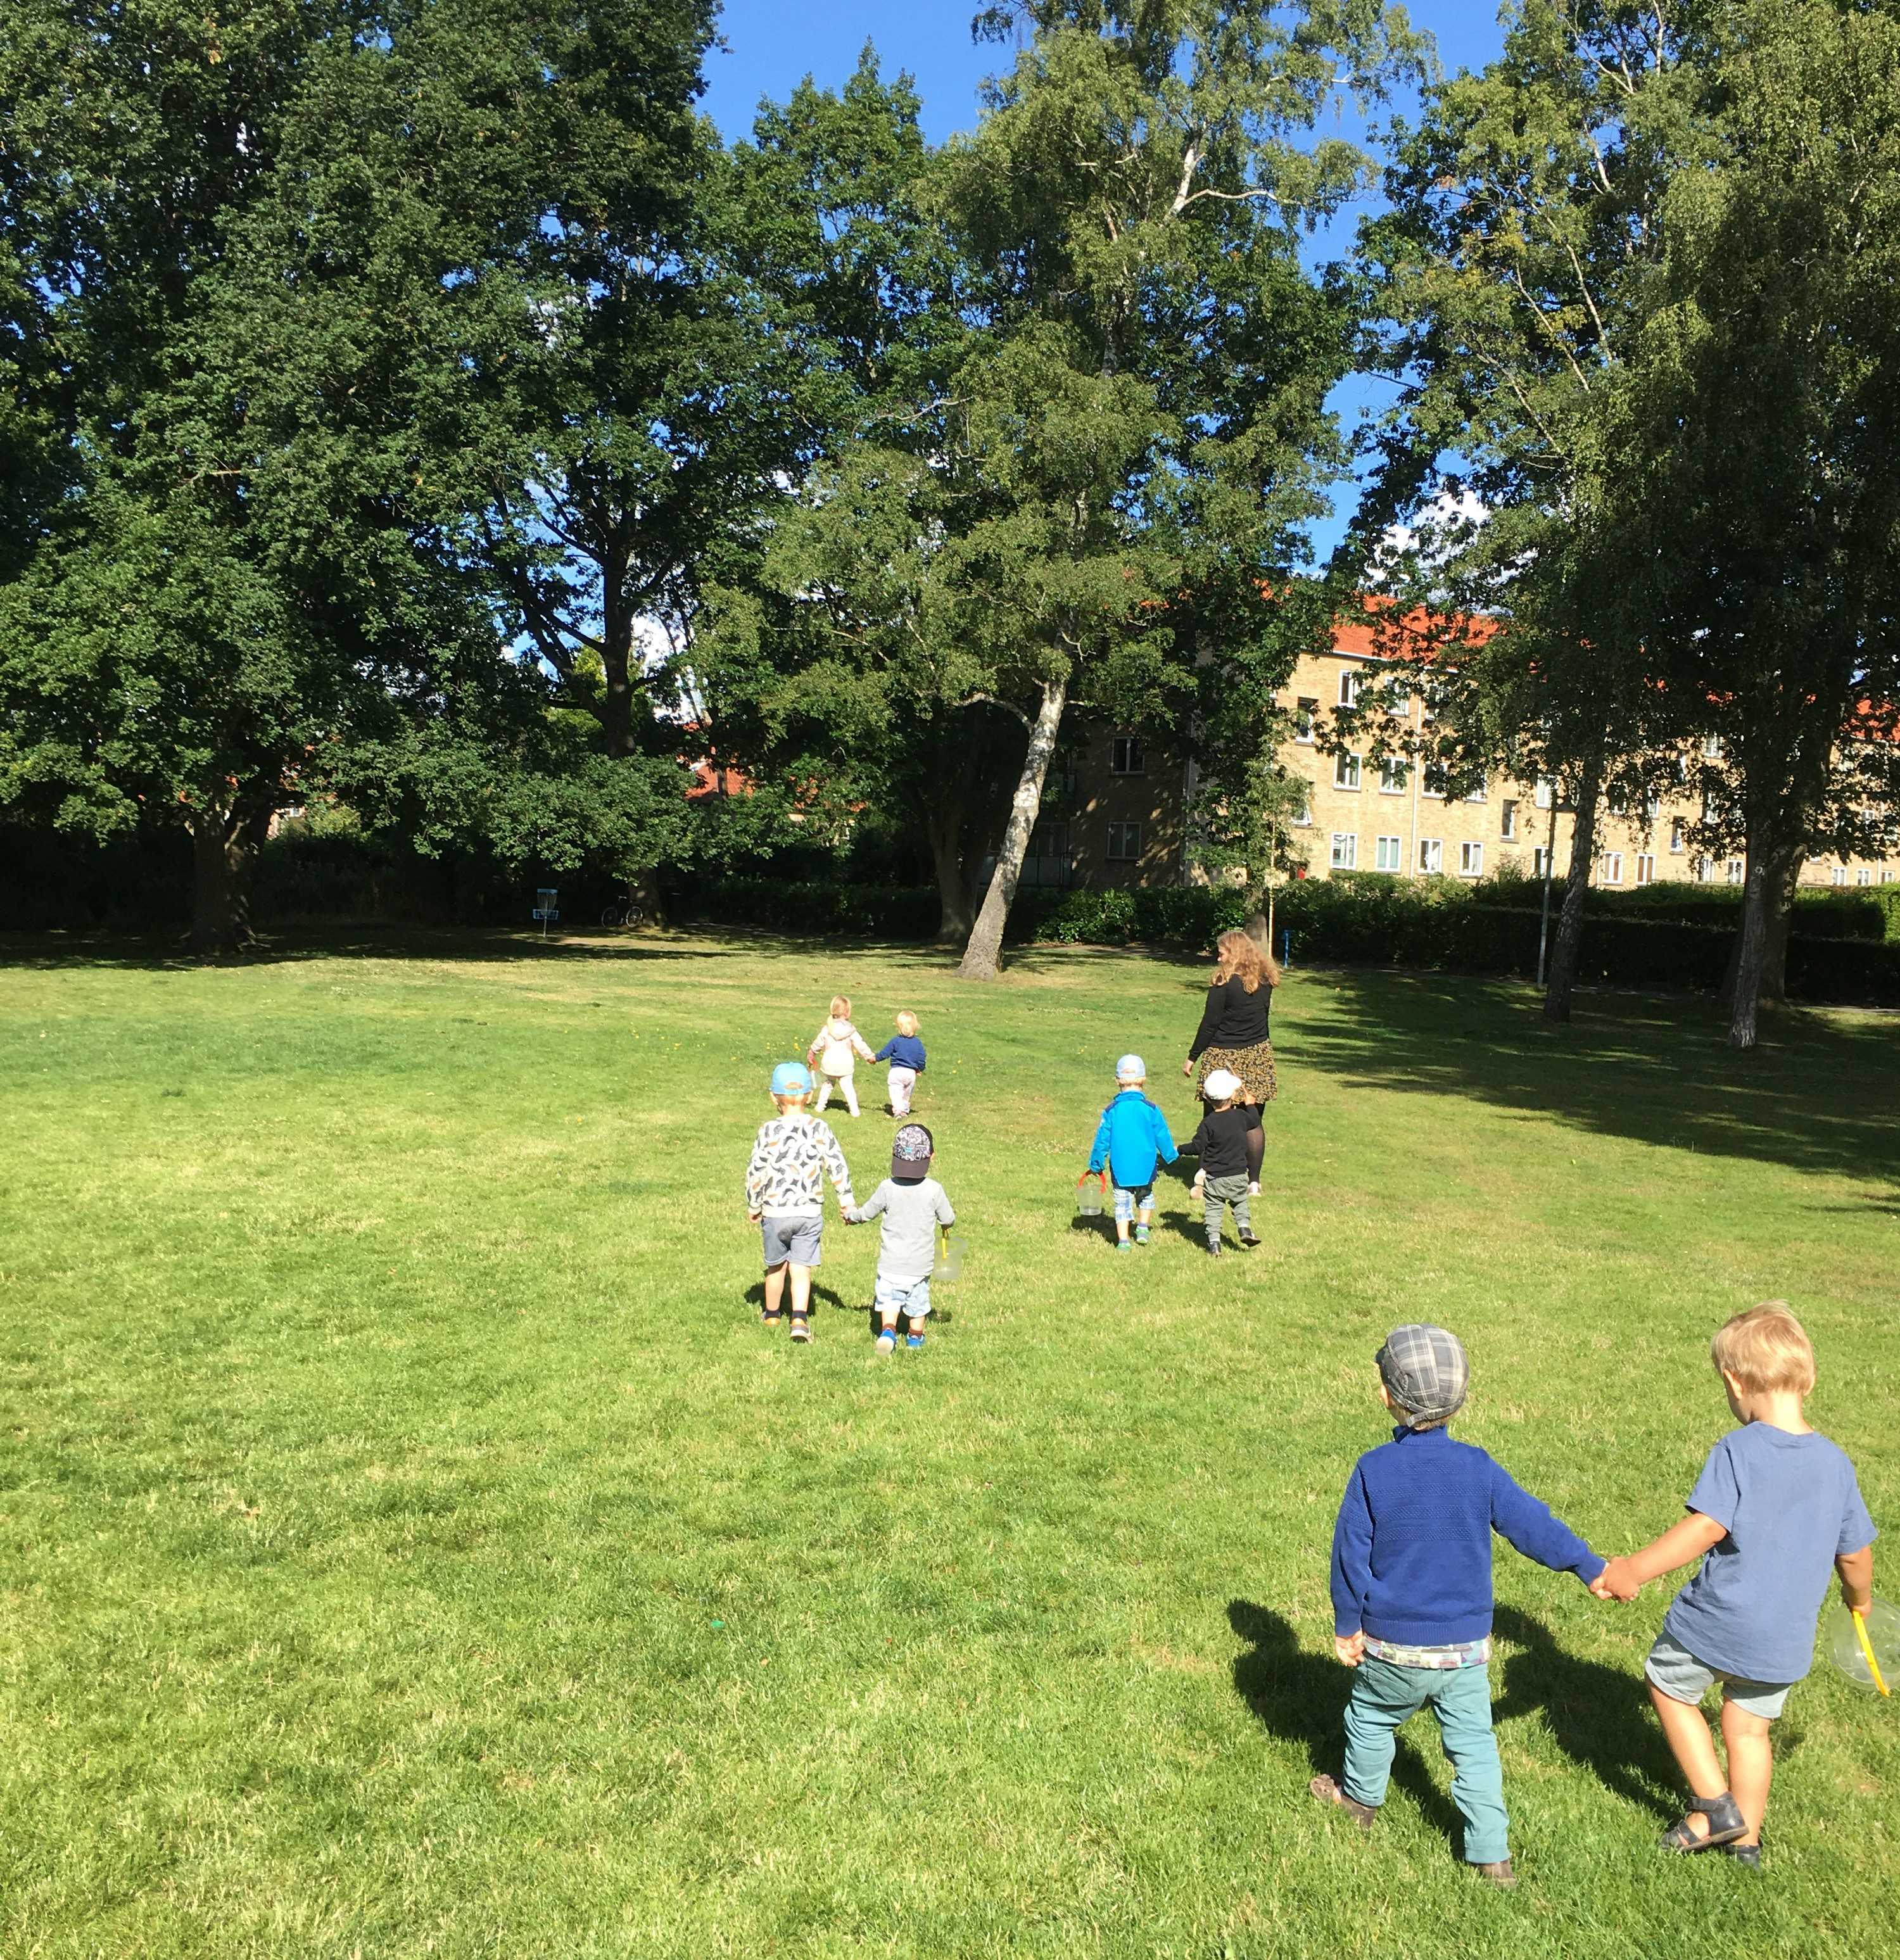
<box><xmin>1334</xmin><ymin>1631</ymin><xmax>1365</xmax><ymax>1667</ymax></box>
<box><xmin>1590</xmin><ymin>1557</ymin><xmax>1643</xmax><ymax>1602</ymax></box>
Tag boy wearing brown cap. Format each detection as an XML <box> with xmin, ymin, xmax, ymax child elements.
<box><xmin>1311</xmin><ymin>1325</ymin><xmax>1609</xmax><ymax>1888</ymax></box>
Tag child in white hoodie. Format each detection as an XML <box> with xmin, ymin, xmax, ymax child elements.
<box><xmin>808</xmin><ymin>994</ymin><xmax>877</xmax><ymax>1118</ymax></box>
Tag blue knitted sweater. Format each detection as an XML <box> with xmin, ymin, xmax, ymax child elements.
<box><xmin>1329</xmin><ymin>1425</ymin><xmax>1606</xmax><ymax>1645</ymax></box>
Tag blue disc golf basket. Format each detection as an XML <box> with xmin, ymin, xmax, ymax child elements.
<box><xmin>533</xmin><ymin>888</ymin><xmax>559</xmax><ymax>940</ymax></box>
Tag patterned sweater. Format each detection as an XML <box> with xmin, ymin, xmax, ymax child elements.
<box><xmin>745</xmin><ymin>1113</ymin><xmax>854</xmax><ymax>1219</ymax></box>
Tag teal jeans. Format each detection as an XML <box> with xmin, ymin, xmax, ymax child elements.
<box><xmin>1342</xmin><ymin>1656</ymin><xmax>1509</xmax><ymax>1866</ymax></box>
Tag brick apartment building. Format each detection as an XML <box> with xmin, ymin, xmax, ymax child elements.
<box><xmin>1030</xmin><ymin>617</ymin><xmax>1899</xmax><ymax>894</ymax></box>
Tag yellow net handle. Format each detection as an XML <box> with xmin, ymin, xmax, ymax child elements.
<box><xmin>1853</xmin><ymin>1610</ymin><xmax>1890</xmax><ymax>1698</ymax></box>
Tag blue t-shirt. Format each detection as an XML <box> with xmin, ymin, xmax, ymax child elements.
<box><xmin>1663</xmin><ymin>1424</ymin><xmax>1876</xmax><ymax>1685</ymax></box>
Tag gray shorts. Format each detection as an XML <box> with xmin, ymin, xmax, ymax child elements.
<box><xmin>760</xmin><ymin>1215</ymin><xmax>822</xmax><ymax>1268</ymax></box>
<box><xmin>1645</xmin><ymin>1631</ymin><xmax>1794</xmax><ymax>1721</ymax></box>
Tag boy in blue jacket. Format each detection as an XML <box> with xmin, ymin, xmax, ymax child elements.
<box><xmin>1086</xmin><ymin>1054</ymin><xmax>1178</xmax><ymax>1251</ymax></box>
<box><xmin>1312</xmin><ymin>1325</ymin><xmax>1607</xmax><ymax>1888</ymax></box>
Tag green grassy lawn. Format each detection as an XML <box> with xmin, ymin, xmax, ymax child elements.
<box><xmin>2</xmin><ymin>928</ymin><xmax>1896</xmax><ymax>1959</ymax></box>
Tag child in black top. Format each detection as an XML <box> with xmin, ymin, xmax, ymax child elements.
<box><xmin>1185</xmin><ymin>1068</ymin><xmax>1262</xmax><ymax>1256</ymax></box>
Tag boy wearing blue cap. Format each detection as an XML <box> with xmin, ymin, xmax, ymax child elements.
<box><xmin>745</xmin><ymin>1062</ymin><xmax>856</xmax><ymax>1342</ymax></box>
<box><xmin>1086</xmin><ymin>1054</ymin><xmax>1178</xmax><ymax>1251</ymax></box>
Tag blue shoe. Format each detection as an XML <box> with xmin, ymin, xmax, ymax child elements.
<box><xmin>906</xmin><ymin>1332</ymin><xmax>925</xmax><ymax>1348</ymax></box>
<box><xmin>875</xmin><ymin>1328</ymin><xmax>896</xmax><ymax>1351</ymax></box>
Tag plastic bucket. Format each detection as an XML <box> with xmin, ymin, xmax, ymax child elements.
<box><xmin>1075</xmin><ymin>1174</ymin><xmax>1105</xmax><ymax>1218</ymax></box>
<box><xmin>934</xmin><ymin>1233</ymin><xmax>967</xmax><ymax>1285</ymax></box>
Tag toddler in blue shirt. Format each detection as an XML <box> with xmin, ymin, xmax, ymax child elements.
<box><xmin>1594</xmin><ymin>1304</ymin><xmax>1877</xmax><ymax>1868</ymax></box>
<box><xmin>1314</xmin><ymin>1324</ymin><xmax>1607</xmax><ymax>1888</ymax></box>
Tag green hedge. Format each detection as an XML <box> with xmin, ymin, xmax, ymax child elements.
<box><xmin>685</xmin><ymin>878</ymin><xmax>944</xmax><ymax>939</ymax></box>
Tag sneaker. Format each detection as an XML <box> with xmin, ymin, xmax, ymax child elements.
<box><xmin>1473</xmin><ymin>1859</ymin><xmax>1517</xmax><ymax>1890</ymax></box>
<box><xmin>790</xmin><ymin>1317</ymin><xmax>811</xmax><ymax>1343</ymax></box>
<box><xmin>761</xmin><ymin>1310</ymin><xmax>783</xmax><ymax>1327</ymax></box>
<box><xmin>1308</xmin><ymin>1774</ymin><xmax>1376</xmax><ymax>1833</ymax></box>
<box><xmin>1134</xmin><ymin>1223</ymin><xmax>1150</xmax><ymax>1245</ymax></box>
<box><xmin>1117</xmin><ymin>1241</ymin><xmax>1134</xmax><ymax>1255</ymax></box>
<box><xmin>875</xmin><ymin>1329</ymin><xmax>896</xmax><ymax>1351</ymax></box>
<box><xmin>905</xmin><ymin>1332</ymin><xmax>925</xmax><ymax>1348</ymax></box>
<box><xmin>1206</xmin><ymin>1241</ymin><xmax>1223</xmax><ymax>1258</ymax></box>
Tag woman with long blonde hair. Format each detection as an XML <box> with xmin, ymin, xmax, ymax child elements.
<box><xmin>1181</xmin><ymin>926</ymin><xmax>1281</xmax><ymax>1105</ymax></box>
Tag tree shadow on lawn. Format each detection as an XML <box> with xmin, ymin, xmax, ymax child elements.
<box><xmin>1489</xmin><ymin>1607</ymin><xmax>1680</xmax><ymax>1822</ymax></box>
<box><xmin>0</xmin><ymin>924</ymin><xmax>722</xmax><ymax>971</ymax></box>
<box><xmin>1297</xmin><ymin>968</ymin><xmax>1900</xmax><ymax>1196</ymax></box>
<box><xmin>1227</xmin><ymin>1600</ymin><xmax>1465</xmax><ymax>1853</ymax></box>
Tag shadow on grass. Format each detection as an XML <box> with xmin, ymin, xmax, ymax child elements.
<box><xmin>1227</xmin><ymin>1601</ymin><xmax>1465</xmax><ymax>1854</ymax></box>
<box><xmin>0</xmin><ymin>923</ymin><xmax>726</xmax><ymax>971</ymax></box>
<box><xmin>1298</xmin><ymin>968</ymin><xmax>1900</xmax><ymax>1196</ymax></box>
<box><xmin>1490</xmin><ymin>1607</ymin><xmax>1679</xmax><ymax>1822</ymax></box>
<box><xmin>742</xmin><ymin>1280</ymin><xmax>852</xmax><ymax>1318</ymax></box>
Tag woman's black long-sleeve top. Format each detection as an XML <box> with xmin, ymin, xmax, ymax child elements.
<box><xmin>1187</xmin><ymin>973</ymin><xmax>1272</xmax><ymax>1061</ymax></box>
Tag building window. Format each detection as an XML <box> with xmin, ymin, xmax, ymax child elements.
<box><xmin>1294</xmin><ymin>698</ymin><xmax>1318</xmax><ymax>744</ymax></box>
<box><xmin>1460</xmin><ymin>841</ymin><xmax>1483</xmax><ymax>877</ymax></box>
<box><xmin>1702</xmin><ymin>733</ymin><xmax>1724</xmax><ymax>760</ymax></box>
<box><xmin>1378</xmin><ymin>757</ymin><xmax>1407</xmax><ymax>795</ymax></box>
<box><xmin>1500</xmin><ymin>799</ymin><xmax>1517</xmax><ymax>841</ymax></box>
<box><xmin>1464</xmin><ymin>774</ymin><xmax>1487</xmax><ymax>804</ymax></box>
<box><xmin>1334</xmin><ymin>752</ymin><xmax>1362</xmax><ymax>791</ymax></box>
<box><xmin>1695</xmin><ymin>857</ymin><xmax>1714</xmax><ymax>883</ymax></box>
<box><xmin>1857</xmin><ymin>867</ymin><xmax>1874</xmax><ymax>886</ymax></box>
<box><xmin>1725</xmin><ymin>857</ymin><xmax>1744</xmax><ymax>885</ymax></box>
<box><xmin>1635</xmin><ymin>853</ymin><xmax>1655</xmax><ymax>885</ymax></box>
<box><xmin>1645</xmin><ymin>794</ymin><xmax>1661</xmax><ymax>825</ymax></box>
<box><xmin>1110</xmin><ymin>735</ymin><xmax>1145</xmax><ymax>776</ymax></box>
<box><xmin>1375</xmin><ymin>835</ymin><xmax>1403</xmax><ymax>873</ymax></box>
<box><xmin>1293</xmin><ymin>788</ymin><xmax>1313</xmax><ymax>827</ymax></box>
<box><xmin>1830</xmin><ymin>864</ymin><xmax>1847</xmax><ymax>886</ymax></box>
<box><xmin>1599</xmin><ymin>851</ymin><xmax>1623</xmax><ymax>885</ymax></box>
<box><xmin>1533</xmin><ymin>847</ymin><xmax>1552</xmax><ymax>877</ymax></box>
<box><xmin>1421</xmin><ymin>764</ymin><xmax>1447</xmax><ymax>800</ymax></box>
<box><xmin>1023</xmin><ymin>820</ymin><xmax>1072</xmax><ymax>888</ymax></box>
<box><xmin>1105</xmin><ymin>821</ymin><xmax>1143</xmax><ymax>861</ymax></box>
<box><xmin>1419</xmin><ymin>837</ymin><xmax>1443</xmax><ymax>874</ymax></box>
<box><xmin>1330</xmin><ymin>831</ymin><xmax>1358</xmax><ymax>870</ymax></box>
<box><xmin>1388</xmin><ymin>678</ymin><xmax>1411</xmax><ymax>714</ymax></box>
<box><xmin>1669</xmin><ymin>818</ymin><xmax>1685</xmax><ymax>854</ymax></box>
<box><xmin>1883</xmin><ymin>871</ymin><xmax>1896</xmax><ymax>885</ymax></box>
<box><xmin>1534</xmin><ymin>777</ymin><xmax>1554</xmax><ymax>811</ymax></box>
<box><xmin>1338</xmin><ymin>669</ymin><xmax>1363</xmax><ymax>709</ymax></box>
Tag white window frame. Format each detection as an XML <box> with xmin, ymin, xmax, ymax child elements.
<box><xmin>1533</xmin><ymin>847</ymin><xmax>1552</xmax><ymax>878</ymax></box>
<box><xmin>1378</xmin><ymin>757</ymin><xmax>1407</xmax><ymax>795</ymax></box>
<box><xmin>1110</xmin><ymin>735</ymin><xmax>1145</xmax><ymax>777</ymax></box>
<box><xmin>1635</xmin><ymin>853</ymin><xmax>1655</xmax><ymax>886</ymax></box>
<box><xmin>1293</xmin><ymin>788</ymin><xmax>1313</xmax><ymax>827</ymax></box>
<box><xmin>1534</xmin><ymin>777</ymin><xmax>1554</xmax><ymax>811</ymax></box>
<box><xmin>1334</xmin><ymin>751</ymin><xmax>1362</xmax><ymax>792</ymax></box>
<box><xmin>1105</xmin><ymin>821</ymin><xmax>1143</xmax><ymax>862</ymax></box>
<box><xmin>1329</xmin><ymin>831</ymin><xmax>1358</xmax><ymax>870</ymax></box>
<box><xmin>1418</xmin><ymin>837</ymin><xmax>1443</xmax><ymax>874</ymax></box>
<box><xmin>1375</xmin><ymin>834</ymin><xmax>1403</xmax><ymax>873</ymax></box>
<box><xmin>1830</xmin><ymin>864</ymin><xmax>1847</xmax><ymax>886</ymax></box>
<box><xmin>1856</xmin><ymin>866</ymin><xmax>1874</xmax><ymax>887</ymax></box>
<box><xmin>1702</xmin><ymin>733</ymin><xmax>1724</xmax><ymax>760</ymax></box>
<box><xmin>1460</xmin><ymin>841</ymin><xmax>1483</xmax><ymax>877</ymax></box>
<box><xmin>1725</xmin><ymin>857</ymin><xmax>1745</xmax><ymax>886</ymax></box>
<box><xmin>1421</xmin><ymin>763</ymin><xmax>1447</xmax><ymax>801</ymax></box>
<box><xmin>1294</xmin><ymin>697</ymin><xmax>1318</xmax><ymax>745</ymax></box>
<box><xmin>1599</xmin><ymin>850</ymin><xmax>1623</xmax><ymax>885</ymax></box>
<box><xmin>1500</xmin><ymin>799</ymin><xmax>1517</xmax><ymax>841</ymax></box>
<box><xmin>1464</xmin><ymin>774</ymin><xmax>1488</xmax><ymax>804</ymax></box>
<box><xmin>1669</xmin><ymin>818</ymin><xmax>1685</xmax><ymax>854</ymax></box>
<box><xmin>1338</xmin><ymin>669</ymin><xmax>1363</xmax><ymax>709</ymax></box>
<box><xmin>1696</xmin><ymin>857</ymin><xmax>1715</xmax><ymax>884</ymax></box>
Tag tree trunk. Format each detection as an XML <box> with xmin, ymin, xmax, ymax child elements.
<box><xmin>1760</xmin><ymin>849</ymin><xmax>1804</xmax><ymax>1005</ymax></box>
<box><xmin>187</xmin><ymin>805</ymin><xmax>271</xmax><ymax>959</ymax></box>
<box><xmin>600</xmin><ymin>551</ymin><xmax>636</xmax><ymax>759</ymax></box>
<box><xmin>1728</xmin><ymin>833</ymin><xmax>1804</xmax><ymax>1050</ymax></box>
<box><xmin>1543</xmin><ymin>765</ymin><xmax>1602</xmax><ymax>1025</ymax></box>
<box><xmin>925</xmin><ymin>794</ymin><xmax>973</xmax><ymax>944</ymax></box>
<box><xmin>958</xmin><ymin>678</ymin><xmax>1066</xmax><ymax>981</ymax></box>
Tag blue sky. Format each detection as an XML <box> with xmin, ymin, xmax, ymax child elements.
<box><xmin>700</xmin><ymin>3</ymin><xmax>1507</xmax><ymax>560</ymax></box>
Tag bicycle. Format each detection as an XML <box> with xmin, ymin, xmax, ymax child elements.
<box><xmin>600</xmin><ymin>897</ymin><xmax>644</xmax><ymax>928</ymax></box>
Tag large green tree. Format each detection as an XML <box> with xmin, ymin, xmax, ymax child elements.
<box><xmin>1606</xmin><ymin>0</ymin><xmax>1900</xmax><ymax>1048</ymax></box>
<box><xmin>1355</xmin><ymin>0</ymin><xmax>1711</xmax><ymax>1022</ymax></box>
<box><xmin>0</xmin><ymin>3</ymin><xmax>718</xmax><ymax>952</ymax></box>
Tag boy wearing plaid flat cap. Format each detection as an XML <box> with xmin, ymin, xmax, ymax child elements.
<box><xmin>1310</xmin><ymin>1325</ymin><xmax>1609</xmax><ymax>1888</ymax></box>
